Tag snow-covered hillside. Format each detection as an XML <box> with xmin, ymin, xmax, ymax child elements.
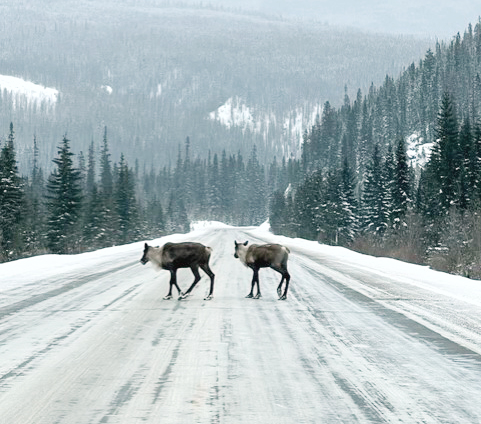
<box><xmin>1</xmin><ymin>223</ymin><xmax>481</xmax><ymax>422</ymax></box>
<box><xmin>209</xmin><ymin>97</ymin><xmax>321</xmax><ymax>155</ymax></box>
<box><xmin>0</xmin><ymin>75</ymin><xmax>58</xmax><ymax>111</ymax></box>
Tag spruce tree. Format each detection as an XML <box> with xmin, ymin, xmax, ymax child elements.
<box><xmin>0</xmin><ymin>123</ymin><xmax>25</xmax><ymax>260</ymax></box>
<box><xmin>431</xmin><ymin>92</ymin><xmax>461</xmax><ymax>213</ymax></box>
<box><xmin>115</xmin><ymin>154</ymin><xmax>140</xmax><ymax>244</ymax></box>
<box><xmin>246</xmin><ymin>145</ymin><xmax>267</xmax><ymax>225</ymax></box>
<box><xmin>45</xmin><ymin>135</ymin><xmax>83</xmax><ymax>254</ymax></box>
<box><xmin>83</xmin><ymin>183</ymin><xmax>104</xmax><ymax>249</ymax></box>
<box><xmin>361</xmin><ymin>144</ymin><xmax>387</xmax><ymax>236</ymax></box>
<box><xmin>391</xmin><ymin>137</ymin><xmax>411</xmax><ymax>229</ymax></box>
<box><xmin>293</xmin><ymin>170</ymin><xmax>323</xmax><ymax>240</ymax></box>
<box><xmin>207</xmin><ymin>152</ymin><xmax>222</xmax><ymax>221</ymax></box>
<box><xmin>24</xmin><ymin>134</ymin><xmax>46</xmax><ymax>255</ymax></box>
<box><xmin>269</xmin><ymin>190</ymin><xmax>287</xmax><ymax>235</ymax></box>
<box><xmin>98</xmin><ymin>127</ymin><xmax>116</xmax><ymax>245</ymax></box>
<box><xmin>338</xmin><ymin>157</ymin><xmax>358</xmax><ymax>245</ymax></box>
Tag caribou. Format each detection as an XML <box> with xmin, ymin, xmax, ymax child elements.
<box><xmin>140</xmin><ymin>242</ymin><xmax>215</xmax><ymax>300</ymax></box>
<box><xmin>234</xmin><ymin>240</ymin><xmax>291</xmax><ymax>300</ymax></box>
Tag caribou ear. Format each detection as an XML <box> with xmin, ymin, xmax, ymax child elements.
<box><xmin>234</xmin><ymin>240</ymin><xmax>238</xmax><ymax>246</ymax></box>
<box><xmin>144</xmin><ymin>243</ymin><xmax>149</xmax><ymax>249</ymax></box>
<box><xmin>243</xmin><ymin>241</ymin><xmax>248</xmax><ymax>246</ymax></box>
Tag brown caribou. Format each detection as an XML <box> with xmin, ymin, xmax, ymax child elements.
<box><xmin>140</xmin><ymin>242</ymin><xmax>215</xmax><ymax>300</ymax></box>
<box><xmin>234</xmin><ymin>240</ymin><xmax>290</xmax><ymax>300</ymax></box>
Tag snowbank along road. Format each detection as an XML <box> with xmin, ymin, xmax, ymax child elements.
<box><xmin>2</xmin><ymin>224</ymin><xmax>481</xmax><ymax>423</ymax></box>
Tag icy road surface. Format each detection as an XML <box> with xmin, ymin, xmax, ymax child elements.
<box><xmin>2</xmin><ymin>225</ymin><xmax>481</xmax><ymax>423</ymax></box>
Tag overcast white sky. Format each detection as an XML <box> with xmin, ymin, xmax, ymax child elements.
<box><xmin>188</xmin><ymin>0</ymin><xmax>480</xmax><ymax>38</ymax></box>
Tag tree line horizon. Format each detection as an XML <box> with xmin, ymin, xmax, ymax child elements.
<box><xmin>1</xmin><ymin>19</ymin><xmax>481</xmax><ymax>278</ymax></box>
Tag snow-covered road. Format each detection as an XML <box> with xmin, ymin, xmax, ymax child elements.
<box><xmin>2</xmin><ymin>224</ymin><xmax>481</xmax><ymax>423</ymax></box>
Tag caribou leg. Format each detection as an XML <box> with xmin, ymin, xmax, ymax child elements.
<box><xmin>271</xmin><ymin>264</ymin><xmax>287</xmax><ymax>299</ymax></box>
<box><xmin>253</xmin><ymin>268</ymin><xmax>262</xmax><ymax>299</ymax></box>
<box><xmin>279</xmin><ymin>271</ymin><xmax>290</xmax><ymax>300</ymax></box>
<box><xmin>246</xmin><ymin>268</ymin><xmax>258</xmax><ymax>298</ymax></box>
<box><xmin>200</xmin><ymin>263</ymin><xmax>215</xmax><ymax>300</ymax></box>
<box><xmin>179</xmin><ymin>265</ymin><xmax>201</xmax><ymax>300</ymax></box>
<box><xmin>277</xmin><ymin>277</ymin><xmax>285</xmax><ymax>298</ymax></box>
<box><xmin>165</xmin><ymin>269</ymin><xmax>182</xmax><ymax>299</ymax></box>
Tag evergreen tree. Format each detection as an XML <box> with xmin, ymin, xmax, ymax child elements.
<box><xmin>166</xmin><ymin>191</ymin><xmax>189</xmax><ymax>233</ymax></box>
<box><xmin>361</xmin><ymin>144</ymin><xmax>387</xmax><ymax>236</ymax></box>
<box><xmin>269</xmin><ymin>190</ymin><xmax>287</xmax><ymax>235</ymax></box>
<box><xmin>207</xmin><ymin>152</ymin><xmax>222</xmax><ymax>220</ymax></box>
<box><xmin>293</xmin><ymin>170</ymin><xmax>323</xmax><ymax>240</ymax></box>
<box><xmin>338</xmin><ymin>157</ymin><xmax>358</xmax><ymax>245</ymax></box>
<box><xmin>100</xmin><ymin>127</ymin><xmax>113</xmax><ymax>197</ymax></box>
<box><xmin>246</xmin><ymin>145</ymin><xmax>267</xmax><ymax>225</ymax></box>
<box><xmin>429</xmin><ymin>92</ymin><xmax>461</xmax><ymax>213</ymax></box>
<box><xmin>381</xmin><ymin>143</ymin><xmax>395</xmax><ymax>226</ymax></box>
<box><xmin>391</xmin><ymin>137</ymin><xmax>412</xmax><ymax>228</ymax></box>
<box><xmin>45</xmin><ymin>135</ymin><xmax>83</xmax><ymax>254</ymax></box>
<box><xmin>83</xmin><ymin>183</ymin><xmax>105</xmax><ymax>249</ymax></box>
<box><xmin>98</xmin><ymin>127</ymin><xmax>116</xmax><ymax>245</ymax></box>
<box><xmin>24</xmin><ymin>134</ymin><xmax>46</xmax><ymax>255</ymax></box>
<box><xmin>143</xmin><ymin>196</ymin><xmax>165</xmax><ymax>239</ymax></box>
<box><xmin>86</xmin><ymin>139</ymin><xmax>96</xmax><ymax>196</ymax></box>
<box><xmin>0</xmin><ymin>123</ymin><xmax>25</xmax><ymax>260</ymax></box>
<box><xmin>318</xmin><ymin>170</ymin><xmax>343</xmax><ymax>244</ymax></box>
<box><xmin>115</xmin><ymin>154</ymin><xmax>140</xmax><ymax>244</ymax></box>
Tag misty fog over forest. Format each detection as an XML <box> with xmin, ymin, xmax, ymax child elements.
<box><xmin>1</xmin><ymin>0</ymin><xmax>481</xmax><ymax>280</ymax></box>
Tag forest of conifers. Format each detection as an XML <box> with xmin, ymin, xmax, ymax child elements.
<box><xmin>1</xmin><ymin>19</ymin><xmax>481</xmax><ymax>278</ymax></box>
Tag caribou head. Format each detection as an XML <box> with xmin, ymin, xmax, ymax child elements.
<box><xmin>234</xmin><ymin>240</ymin><xmax>248</xmax><ymax>258</ymax></box>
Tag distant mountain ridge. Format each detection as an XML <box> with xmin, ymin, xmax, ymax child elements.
<box><xmin>0</xmin><ymin>1</ymin><xmax>432</xmax><ymax>172</ymax></box>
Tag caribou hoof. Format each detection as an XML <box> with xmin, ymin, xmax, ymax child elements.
<box><xmin>204</xmin><ymin>294</ymin><xmax>213</xmax><ymax>300</ymax></box>
<box><xmin>278</xmin><ymin>295</ymin><xmax>287</xmax><ymax>300</ymax></box>
<box><xmin>277</xmin><ymin>287</ymin><xmax>283</xmax><ymax>297</ymax></box>
<box><xmin>253</xmin><ymin>293</ymin><xmax>262</xmax><ymax>299</ymax></box>
<box><xmin>245</xmin><ymin>293</ymin><xmax>254</xmax><ymax>298</ymax></box>
<box><xmin>163</xmin><ymin>295</ymin><xmax>173</xmax><ymax>300</ymax></box>
<box><xmin>178</xmin><ymin>293</ymin><xmax>189</xmax><ymax>300</ymax></box>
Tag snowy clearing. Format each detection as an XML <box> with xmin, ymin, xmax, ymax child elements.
<box><xmin>1</xmin><ymin>224</ymin><xmax>481</xmax><ymax>423</ymax></box>
<box><xmin>0</xmin><ymin>74</ymin><xmax>58</xmax><ymax>110</ymax></box>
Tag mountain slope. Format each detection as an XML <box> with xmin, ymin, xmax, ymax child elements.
<box><xmin>0</xmin><ymin>1</ymin><xmax>432</xmax><ymax>171</ymax></box>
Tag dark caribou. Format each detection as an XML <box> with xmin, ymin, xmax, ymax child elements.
<box><xmin>234</xmin><ymin>240</ymin><xmax>291</xmax><ymax>300</ymax></box>
<box><xmin>140</xmin><ymin>242</ymin><xmax>215</xmax><ymax>300</ymax></box>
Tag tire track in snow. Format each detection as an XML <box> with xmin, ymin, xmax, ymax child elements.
<box><xmin>0</xmin><ymin>282</ymin><xmax>143</xmax><ymax>387</ymax></box>
<box><xmin>0</xmin><ymin>261</ymin><xmax>138</xmax><ymax>319</ymax></box>
<box><xmin>287</xmin><ymin>254</ymin><xmax>481</xmax><ymax>423</ymax></box>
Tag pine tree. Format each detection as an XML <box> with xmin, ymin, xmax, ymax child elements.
<box><xmin>45</xmin><ymin>135</ymin><xmax>83</xmax><ymax>254</ymax></box>
<box><xmin>0</xmin><ymin>123</ymin><xmax>25</xmax><ymax>260</ymax></box>
<box><xmin>361</xmin><ymin>144</ymin><xmax>387</xmax><ymax>236</ymax></box>
<box><xmin>143</xmin><ymin>196</ymin><xmax>165</xmax><ymax>239</ymax></box>
<box><xmin>381</xmin><ymin>143</ymin><xmax>395</xmax><ymax>226</ymax></box>
<box><xmin>86</xmin><ymin>140</ymin><xmax>96</xmax><ymax>196</ymax></box>
<box><xmin>246</xmin><ymin>145</ymin><xmax>267</xmax><ymax>225</ymax></box>
<box><xmin>430</xmin><ymin>92</ymin><xmax>461</xmax><ymax>213</ymax></box>
<box><xmin>115</xmin><ymin>154</ymin><xmax>140</xmax><ymax>244</ymax></box>
<box><xmin>391</xmin><ymin>137</ymin><xmax>411</xmax><ymax>229</ymax></box>
<box><xmin>166</xmin><ymin>191</ymin><xmax>189</xmax><ymax>233</ymax></box>
<box><xmin>98</xmin><ymin>127</ymin><xmax>116</xmax><ymax>245</ymax></box>
<box><xmin>207</xmin><ymin>152</ymin><xmax>222</xmax><ymax>221</ymax></box>
<box><xmin>318</xmin><ymin>170</ymin><xmax>343</xmax><ymax>244</ymax></box>
<box><xmin>338</xmin><ymin>157</ymin><xmax>358</xmax><ymax>245</ymax></box>
<box><xmin>83</xmin><ymin>183</ymin><xmax>105</xmax><ymax>249</ymax></box>
<box><xmin>100</xmin><ymin>127</ymin><xmax>113</xmax><ymax>197</ymax></box>
<box><xmin>293</xmin><ymin>170</ymin><xmax>323</xmax><ymax>240</ymax></box>
<box><xmin>269</xmin><ymin>190</ymin><xmax>287</xmax><ymax>235</ymax></box>
<box><xmin>24</xmin><ymin>134</ymin><xmax>46</xmax><ymax>255</ymax></box>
